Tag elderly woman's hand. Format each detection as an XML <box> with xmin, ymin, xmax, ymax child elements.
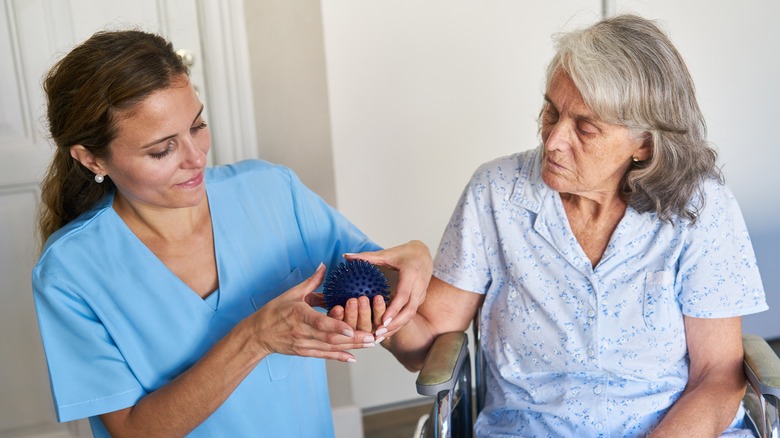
<box><xmin>248</xmin><ymin>264</ymin><xmax>376</xmax><ymax>363</ymax></box>
<box><xmin>337</xmin><ymin>240</ymin><xmax>432</xmax><ymax>339</ymax></box>
<box><xmin>328</xmin><ymin>295</ymin><xmax>387</xmax><ymax>338</ymax></box>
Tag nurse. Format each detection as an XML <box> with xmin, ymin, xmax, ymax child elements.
<box><xmin>32</xmin><ymin>30</ymin><xmax>431</xmax><ymax>437</ymax></box>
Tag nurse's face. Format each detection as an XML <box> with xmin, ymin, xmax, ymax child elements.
<box><xmin>99</xmin><ymin>75</ymin><xmax>211</xmax><ymax>210</ymax></box>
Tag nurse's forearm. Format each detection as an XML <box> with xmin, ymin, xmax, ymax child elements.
<box><xmin>98</xmin><ymin>264</ymin><xmax>368</xmax><ymax>436</ymax></box>
<box><xmin>98</xmin><ymin>319</ymin><xmax>264</xmax><ymax>436</ymax></box>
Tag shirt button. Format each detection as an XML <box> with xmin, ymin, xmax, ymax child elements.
<box><xmin>586</xmin><ymin>349</ymin><xmax>595</xmax><ymax>358</ymax></box>
<box><xmin>595</xmin><ymin>422</ymin><xmax>604</xmax><ymax>431</ymax></box>
<box><xmin>587</xmin><ymin>309</ymin><xmax>596</xmax><ymax>318</ymax></box>
<box><xmin>593</xmin><ymin>386</ymin><xmax>603</xmax><ymax>395</ymax></box>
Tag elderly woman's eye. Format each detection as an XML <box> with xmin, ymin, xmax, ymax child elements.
<box><xmin>543</xmin><ymin>109</ymin><xmax>559</xmax><ymax>123</ymax></box>
<box><xmin>578</xmin><ymin>121</ymin><xmax>598</xmax><ymax>134</ymax></box>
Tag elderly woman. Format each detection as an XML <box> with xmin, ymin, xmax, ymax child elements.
<box><xmin>383</xmin><ymin>14</ymin><xmax>766</xmax><ymax>437</ymax></box>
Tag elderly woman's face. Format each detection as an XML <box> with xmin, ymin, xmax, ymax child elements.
<box><xmin>540</xmin><ymin>70</ymin><xmax>648</xmax><ymax>200</ymax></box>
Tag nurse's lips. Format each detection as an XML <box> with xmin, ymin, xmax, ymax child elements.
<box><xmin>177</xmin><ymin>171</ymin><xmax>204</xmax><ymax>188</ymax></box>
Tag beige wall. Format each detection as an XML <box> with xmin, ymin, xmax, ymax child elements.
<box><xmin>242</xmin><ymin>0</ymin><xmax>356</xmax><ymax>414</ymax></box>
<box><xmin>243</xmin><ymin>0</ymin><xmax>337</xmax><ymax>205</ymax></box>
<box><xmin>321</xmin><ymin>1</ymin><xmax>603</xmax><ymax>408</ymax></box>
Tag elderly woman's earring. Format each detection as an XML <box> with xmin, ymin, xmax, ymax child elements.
<box><xmin>94</xmin><ymin>174</ymin><xmax>105</xmax><ymax>184</ymax></box>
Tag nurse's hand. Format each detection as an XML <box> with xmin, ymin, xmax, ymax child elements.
<box><xmin>247</xmin><ymin>263</ymin><xmax>376</xmax><ymax>363</ymax></box>
<box><xmin>343</xmin><ymin>240</ymin><xmax>432</xmax><ymax>339</ymax></box>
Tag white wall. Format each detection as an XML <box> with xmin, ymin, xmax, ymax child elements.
<box><xmin>321</xmin><ymin>1</ymin><xmax>602</xmax><ymax>409</ymax></box>
<box><xmin>321</xmin><ymin>1</ymin><xmax>780</xmax><ymax>411</ymax></box>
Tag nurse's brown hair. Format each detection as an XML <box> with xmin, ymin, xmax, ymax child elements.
<box><xmin>37</xmin><ymin>30</ymin><xmax>188</xmax><ymax>248</ymax></box>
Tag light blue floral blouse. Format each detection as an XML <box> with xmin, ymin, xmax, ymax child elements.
<box><xmin>433</xmin><ymin>147</ymin><xmax>767</xmax><ymax>437</ymax></box>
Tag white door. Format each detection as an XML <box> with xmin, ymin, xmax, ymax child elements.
<box><xmin>0</xmin><ymin>1</ymin><xmax>208</xmax><ymax>436</ymax></box>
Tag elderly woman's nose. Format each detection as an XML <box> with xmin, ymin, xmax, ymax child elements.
<box><xmin>544</xmin><ymin>122</ymin><xmax>574</xmax><ymax>151</ymax></box>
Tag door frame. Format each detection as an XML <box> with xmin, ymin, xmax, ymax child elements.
<box><xmin>197</xmin><ymin>0</ymin><xmax>258</xmax><ymax>164</ymax></box>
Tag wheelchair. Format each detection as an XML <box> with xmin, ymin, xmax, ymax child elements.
<box><xmin>414</xmin><ymin>309</ymin><xmax>780</xmax><ymax>438</ymax></box>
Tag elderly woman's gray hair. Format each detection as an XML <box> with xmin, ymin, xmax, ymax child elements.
<box><xmin>544</xmin><ymin>14</ymin><xmax>722</xmax><ymax>222</ymax></box>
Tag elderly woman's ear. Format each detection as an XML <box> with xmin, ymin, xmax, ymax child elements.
<box><xmin>634</xmin><ymin>132</ymin><xmax>653</xmax><ymax>162</ymax></box>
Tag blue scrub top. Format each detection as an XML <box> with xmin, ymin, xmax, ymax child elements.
<box><xmin>32</xmin><ymin>160</ymin><xmax>380</xmax><ymax>437</ymax></box>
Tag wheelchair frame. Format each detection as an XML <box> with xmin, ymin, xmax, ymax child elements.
<box><xmin>416</xmin><ymin>325</ymin><xmax>780</xmax><ymax>437</ymax></box>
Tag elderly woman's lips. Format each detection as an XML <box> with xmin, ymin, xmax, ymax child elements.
<box><xmin>546</xmin><ymin>157</ymin><xmax>565</xmax><ymax>170</ymax></box>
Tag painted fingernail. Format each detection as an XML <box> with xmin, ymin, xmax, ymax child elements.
<box><xmin>375</xmin><ymin>327</ymin><xmax>388</xmax><ymax>337</ymax></box>
<box><xmin>364</xmin><ymin>342</ymin><xmax>376</xmax><ymax>348</ymax></box>
<box><xmin>343</xmin><ymin>329</ymin><xmax>354</xmax><ymax>337</ymax></box>
<box><xmin>347</xmin><ymin>357</ymin><xmax>357</xmax><ymax>363</ymax></box>
<box><xmin>363</xmin><ymin>335</ymin><xmax>375</xmax><ymax>343</ymax></box>
<box><xmin>383</xmin><ymin>316</ymin><xmax>393</xmax><ymax>326</ymax></box>
<box><xmin>376</xmin><ymin>336</ymin><xmax>386</xmax><ymax>343</ymax></box>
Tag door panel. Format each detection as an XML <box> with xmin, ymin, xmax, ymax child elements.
<box><xmin>0</xmin><ymin>1</ymin><xmax>203</xmax><ymax>436</ymax></box>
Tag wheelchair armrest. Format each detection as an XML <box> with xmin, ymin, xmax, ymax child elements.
<box><xmin>416</xmin><ymin>332</ymin><xmax>469</xmax><ymax>396</ymax></box>
<box><xmin>743</xmin><ymin>334</ymin><xmax>780</xmax><ymax>400</ymax></box>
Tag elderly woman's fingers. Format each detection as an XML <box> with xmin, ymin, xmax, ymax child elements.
<box><xmin>337</xmin><ymin>297</ymin><xmax>374</xmax><ymax>333</ymax></box>
<box><xmin>328</xmin><ymin>305</ymin><xmax>345</xmax><ymax>321</ymax></box>
<box><xmin>342</xmin><ymin>298</ymin><xmax>358</xmax><ymax>329</ymax></box>
<box><xmin>372</xmin><ymin>295</ymin><xmax>388</xmax><ymax>339</ymax></box>
<box><xmin>356</xmin><ymin>296</ymin><xmax>372</xmax><ymax>332</ymax></box>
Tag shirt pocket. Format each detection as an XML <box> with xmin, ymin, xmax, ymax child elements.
<box><xmin>642</xmin><ymin>271</ymin><xmax>679</xmax><ymax>331</ymax></box>
<box><xmin>250</xmin><ymin>268</ymin><xmax>304</xmax><ymax>381</ymax></box>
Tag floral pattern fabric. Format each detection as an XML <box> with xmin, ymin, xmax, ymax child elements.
<box><xmin>433</xmin><ymin>146</ymin><xmax>767</xmax><ymax>437</ymax></box>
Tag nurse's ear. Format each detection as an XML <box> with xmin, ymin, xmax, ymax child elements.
<box><xmin>70</xmin><ymin>145</ymin><xmax>108</xmax><ymax>177</ymax></box>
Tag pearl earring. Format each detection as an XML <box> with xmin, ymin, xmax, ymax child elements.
<box><xmin>94</xmin><ymin>174</ymin><xmax>105</xmax><ymax>183</ymax></box>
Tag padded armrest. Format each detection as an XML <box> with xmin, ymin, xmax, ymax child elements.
<box><xmin>743</xmin><ymin>334</ymin><xmax>780</xmax><ymax>400</ymax></box>
<box><xmin>416</xmin><ymin>332</ymin><xmax>469</xmax><ymax>396</ymax></box>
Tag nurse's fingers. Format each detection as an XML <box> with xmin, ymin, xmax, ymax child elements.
<box><xmin>290</xmin><ymin>339</ymin><xmax>365</xmax><ymax>363</ymax></box>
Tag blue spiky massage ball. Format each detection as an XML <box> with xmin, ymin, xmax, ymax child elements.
<box><xmin>323</xmin><ymin>260</ymin><xmax>390</xmax><ymax>310</ymax></box>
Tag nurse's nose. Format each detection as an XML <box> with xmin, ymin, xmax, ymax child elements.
<box><xmin>181</xmin><ymin>135</ymin><xmax>208</xmax><ymax>169</ymax></box>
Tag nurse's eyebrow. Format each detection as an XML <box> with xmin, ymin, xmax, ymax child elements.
<box><xmin>141</xmin><ymin>105</ymin><xmax>205</xmax><ymax>149</ymax></box>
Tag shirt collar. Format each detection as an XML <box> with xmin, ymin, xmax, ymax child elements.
<box><xmin>510</xmin><ymin>146</ymin><xmax>547</xmax><ymax>213</ymax></box>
